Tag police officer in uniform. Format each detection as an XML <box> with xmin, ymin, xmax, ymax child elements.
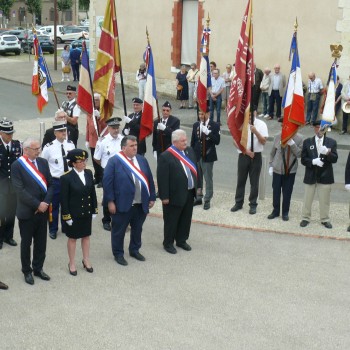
<box><xmin>0</xmin><ymin>118</ymin><xmax>20</xmax><ymax>249</ymax></box>
<box><xmin>61</xmin><ymin>85</ymin><xmax>80</xmax><ymax>146</ymax></box>
<box><xmin>94</xmin><ymin>117</ymin><xmax>122</xmax><ymax>231</ymax></box>
<box><xmin>41</xmin><ymin>121</ymin><xmax>75</xmax><ymax>239</ymax></box>
<box><xmin>122</xmin><ymin>97</ymin><xmax>146</xmax><ymax>155</ymax></box>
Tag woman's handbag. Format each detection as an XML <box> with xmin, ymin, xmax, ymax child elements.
<box><xmin>62</xmin><ymin>65</ymin><xmax>71</xmax><ymax>74</ymax></box>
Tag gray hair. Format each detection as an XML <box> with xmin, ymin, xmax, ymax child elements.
<box><xmin>121</xmin><ymin>135</ymin><xmax>137</xmax><ymax>147</ymax></box>
<box><xmin>22</xmin><ymin>137</ymin><xmax>39</xmax><ymax>149</ymax></box>
<box><xmin>93</xmin><ymin>93</ymin><xmax>101</xmax><ymax>99</ymax></box>
<box><xmin>171</xmin><ymin>129</ymin><xmax>186</xmax><ymax>143</ymax></box>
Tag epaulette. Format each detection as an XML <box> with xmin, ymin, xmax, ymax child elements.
<box><xmin>45</xmin><ymin>142</ymin><xmax>54</xmax><ymax>148</ymax></box>
<box><xmin>67</xmin><ymin>140</ymin><xmax>73</xmax><ymax>143</ymax></box>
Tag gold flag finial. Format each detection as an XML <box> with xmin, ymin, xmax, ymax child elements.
<box><xmin>330</xmin><ymin>44</ymin><xmax>343</xmax><ymax>59</ymax></box>
<box><xmin>206</xmin><ymin>13</ymin><xmax>210</xmax><ymax>28</ymax></box>
<box><xmin>294</xmin><ymin>17</ymin><xmax>298</xmax><ymax>32</ymax></box>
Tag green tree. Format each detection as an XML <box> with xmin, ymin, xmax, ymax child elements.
<box><xmin>79</xmin><ymin>0</ymin><xmax>89</xmax><ymax>19</ymax></box>
<box><xmin>57</xmin><ymin>0</ymin><xmax>72</xmax><ymax>24</ymax></box>
<box><xmin>25</xmin><ymin>0</ymin><xmax>42</xmax><ymax>24</ymax></box>
<box><xmin>0</xmin><ymin>0</ymin><xmax>14</xmax><ymax>22</ymax></box>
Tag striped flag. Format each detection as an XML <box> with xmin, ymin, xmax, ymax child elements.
<box><xmin>227</xmin><ymin>0</ymin><xmax>254</xmax><ymax>152</ymax></box>
<box><xmin>197</xmin><ymin>26</ymin><xmax>211</xmax><ymax>112</ymax></box>
<box><xmin>140</xmin><ymin>45</ymin><xmax>157</xmax><ymax>141</ymax></box>
<box><xmin>281</xmin><ymin>30</ymin><xmax>305</xmax><ymax>146</ymax></box>
<box><xmin>93</xmin><ymin>0</ymin><xmax>121</xmax><ymax>120</ymax></box>
<box><xmin>77</xmin><ymin>41</ymin><xmax>94</xmax><ymax>115</ymax></box>
<box><xmin>32</xmin><ymin>33</ymin><xmax>52</xmax><ymax>113</ymax></box>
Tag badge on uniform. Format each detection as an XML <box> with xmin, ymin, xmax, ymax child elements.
<box><xmin>107</xmin><ymin>151</ymin><xmax>110</xmax><ymax>156</ymax></box>
<box><xmin>310</xmin><ymin>145</ymin><xmax>314</xmax><ymax>150</ymax></box>
<box><xmin>55</xmin><ymin>159</ymin><xmax>58</xmax><ymax>164</ymax></box>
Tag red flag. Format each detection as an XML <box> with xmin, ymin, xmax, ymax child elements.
<box><xmin>93</xmin><ymin>0</ymin><xmax>121</xmax><ymax>120</ymax></box>
<box><xmin>227</xmin><ymin>0</ymin><xmax>254</xmax><ymax>152</ymax></box>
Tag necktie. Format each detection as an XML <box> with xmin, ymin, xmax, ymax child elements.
<box><xmin>61</xmin><ymin>144</ymin><xmax>69</xmax><ymax>172</ymax></box>
<box><xmin>131</xmin><ymin>158</ymin><xmax>141</xmax><ymax>203</ymax></box>
<box><xmin>32</xmin><ymin>160</ymin><xmax>37</xmax><ymax>169</ymax></box>
<box><xmin>182</xmin><ymin>152</ymin><xmax>194</xmax><ymax>189</ymax></box>
<box><xmin>6</xmin><ymin>145</ymin><xmax>10</xmax><ymax>155</ymax></box>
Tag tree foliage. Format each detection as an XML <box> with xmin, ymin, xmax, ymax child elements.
<box><xmin>25</xmin><ymin>0</ymin><xmax>41</xmax><ymax>16</ymax></box>
<box><xmin>0</xmin><ymin>0</ymin><xmax>14</xmax><ymax>18</ymax></box>
<box><xmin>57</xmin><ymin>0</ymin><xmax>72</xmax><ymax>12</ymax></box>
<box><xmin>79</xmin><ymin>0</ymin><xmax>89</xmax><ymax>11</ymax></box>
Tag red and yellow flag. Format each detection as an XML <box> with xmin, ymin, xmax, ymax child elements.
<box><xmin>93</xmin><ymin>0</ymin><xmax>121</xmax><ymax>120</ymax></box>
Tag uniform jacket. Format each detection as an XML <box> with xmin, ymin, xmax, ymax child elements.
<box><xmin>152</xmin><ymin>116</ymin><xmax>180</xmax><ymax>154</ymax></box>
<box><xmin>103</xmin><ymin>154</ymin><xmax>156</xmax><ymax>214</ymax></box>
<box><xmin>157</xmin><ymin>146</ymin><xmax>198</xmax><ymax>207</ymax></box>
<box><xmin>122</xmin><ymin>111</ymin><xmax>146</xmax><ymax>154</ymax></box>
<box><xmin>86</xmin><ymin>113</ymin><xmax>107</xmax><ymax>148</ymax></box>
<box><xmin>11</xmin><ymin>157</ymin><xmax>53</xmax><ymax>220</ymax></box>
<box><xmin>41</xmin><ymin>126</ymin><xmax>76</xmax><ymax>149</ymax></box>
<box><xmin>301</xmin><ymin>136</ymin><xmax>338</xmax><ymax>184</ymax></box>
<box><xmin>0</xmin><ymin>139</ymin><xmax>21</xmax><ymax>194</ymax></box>
<box><xmin>60</xmin><ymin>169</ymin><xmax>98</xmax><ymax>221</ymax></box>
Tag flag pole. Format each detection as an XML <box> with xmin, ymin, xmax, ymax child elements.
<box><xmin>112</xmin><ymin>0</ymin><xmax>127</xmax><ymax>117</ymax></box>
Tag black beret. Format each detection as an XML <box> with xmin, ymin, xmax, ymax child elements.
<box><xmin>66</xmin><ymin>148</ymin><xmax>88</xmax><ymax>162</ymax></box>
<box><xmin>132</xmin><ymin>97</ymin><xmax>143</xmax><ymax>104</ymax></box>
<box><xmin>162</xmin><ymin>101</ymin><xmax>172</xmax><ymax>109</ymax></box>
<box><xmin>66</xmin><ymin>85</ymin><xmax>76</xmax><ymax>92</ymax></box>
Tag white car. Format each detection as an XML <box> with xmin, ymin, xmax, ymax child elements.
<box><xmin>56</xmin><ymin>27</ymin><xmax>89</xmax><ymax>43</ymax></box>
<box><xmin>0</xmin><ymin>34</ymin><xmax>21</xmax><ymax>55</ymax></box>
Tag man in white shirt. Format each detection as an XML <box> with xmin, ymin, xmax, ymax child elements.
<box><xmin>306</xmin><ymin>72</ymin><xmax>324</xmax><ymax>125</ymax></box>
<box><xmin>186</xmin><ymin>63</ymin><xmax>199</xmax><ymax>109</ymax></box>
<box><xmin>267</xmin><ymin>64</ymin><xmax>286</xmax><ymax>121</ymax></box>
<box><xmin>209</xmin><ymin>69</ymin><xmax>225</xmax><ymax>125</ymax></box>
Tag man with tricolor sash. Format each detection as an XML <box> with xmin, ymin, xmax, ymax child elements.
<box><xmin>103</xmin><ymin>135</ymin><xmax>156</xmax><ymax>266</ymax></box>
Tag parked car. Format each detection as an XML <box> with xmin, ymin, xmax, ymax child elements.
<box><xmin>39</xmin><ymin>25</ymin><xmax>64</xmax><ymax>41</ymax></box>
<box><xmin>0</xmin><ymin>34</ymin><xmax>21</xmax><ymax>55</ymax></box>
<box><xmin>77</xmin><ymin>26</ymin><xmax>89</xmax><ymax>32</ymax></box>
<box><xmin>56</xmin><ymin>27</ymin><xmax>89</xmax><ymax>43</ymax></box>
<box><xmin>80</xmin><ymin>19</ymin><xmax>89</xmax><ymax>26</ymax></box>
<box><xmin>1</xmin><ymin>30</ymin><xmax>27</xmax><ymax>42</ymax></box>
<box><xmin>21</xmin><ymin>35</ymin><xmax>54</xmax><ymax>54</ymax></box>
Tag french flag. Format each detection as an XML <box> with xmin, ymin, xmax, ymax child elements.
<box><xmin>77</xmin><ymin>41</ymin><xmax>94</xmax><ymax>115</ymax></box>
<box><xmin>281</xmin><ymin>31</ymin><xmax>305</xmax><ymax>146</ymax></box>
<box><xmin>140</xmin><ymin>45</ymin><xmax>157</xmax><ymax>141</ymax></box>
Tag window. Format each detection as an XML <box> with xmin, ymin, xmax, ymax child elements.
<box><xmin>65</xmin><ymin>10</ymin><xmax>72</xmax><ymax>22</ymax></box>
<box><xmin>49</xmin><ymin>8</ymin><xmax>55</xmax><ymax>22</ymax></box>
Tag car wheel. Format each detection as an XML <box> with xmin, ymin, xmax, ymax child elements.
<box><xmin>56</xmin><ymin>37</ymin><xmax>62</xmax><ymax>44</ymax></box>
<box><xmin>15</xmin><ymin>50</ymin><xmax>20</xmax><ymax>55</ymax></box>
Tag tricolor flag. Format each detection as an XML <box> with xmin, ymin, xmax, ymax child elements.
<box><xmin>140</xmin><ymin>45</ymin><xmax>157</xmax><ymax>141</ymax></box>
<box><xmin>281</xmin><ymin>30</ymin><xmax>305</xmax><ymax>146</ymax></box>
<box><xmin>32</xmin><ymin>33</ymin><xmax>52</xmax><ymax>113</ymax></box>
<box><xmin>93</xmin><ymin>0</ymin><xmax>121</xmax><ymax>120</ymax></box>
<box><xmin>77</xmin><ymin>41</ymin><xmax>94</xmax><ymax>115</ymax></box>
<box><xmin>227</xmin><ymin>0</ymin><xmax>253</xmax><ymax>152</ymax></box>
<box><xmin>320</xmin><ymin>62</ymin><xmax>337</xmax><ymax>130</ymax></box>
<box><xmin>197</xmin><ymin>26</ymin><xmax>212</xmax><ymax>113</ymax></box>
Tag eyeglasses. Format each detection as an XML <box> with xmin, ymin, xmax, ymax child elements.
<box><xmin>26</xmin><ymin>147</ymin><xmax>41</xmax><ymax>151</ymax></box>
<box><xmin>162</xmin><ymin>109</ymin><xmax>170</xmax><ymax>112</ymax></box>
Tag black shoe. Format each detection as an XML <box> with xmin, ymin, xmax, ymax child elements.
<box><xmin>176</xmin><ymin>242</ymin><xmax>192</xmax><ymax>251</ymax></box>
<box><xmin>130</xmin><ymin>251</ymin><xmax>146</xmax><ymax>261</ymax></box>
<box><xmin>103</xmin><ymin>222</ymin><xmax>111</xmax><ymax>231</ymax></box>
<box><xmin>164</xmin><ymin>245</ymin><xmax>177</xmax><ymax>254</ymax></box>
<box><xmin>4</xmin><ymin>238</ymin><xmax>17</xmax><ymax>246</ymax></box>
<box><xmin>339</xmin><ymin>130</ymin><xmax>347</xmax><ymax>135</ymax></box>
<box><xmin>24</xmin><ymin>273</ymin><xmax>34</xmax><ymax>285</ymax></box>
<box><xmin>193</xmin><ymin>198</ymin><xmax>203</xmax><ymax>206</ymax></box>
<box><xmin>115</xmin><ymin>256</ymin><xmax>128</xmax><ymax>266</ymax></box>
<box><xmin>277</xmin><ymin>117</ymin><xmax>283</xmax><ymax>123</ymax></box>
<box><xmin>0</xmin><ymin>281</ymin><xmax>8</xmax><ymax>290</ymax></box>
<box><xmin>230</xmin><ymin>204</ymin><xmax>242</xmax><ymax>212</ymax></box>
<box><xmin>282</xmin><ymin>215</ymin><xmax>289</xmax><ymax>221</ymax></box>
<box><xmin>97</xmin><ymin>182</ymin><xmax>103</xmax><ymax>188</ymax></box>
<box><xmin>300</xmin><ymin>220</ymin><xmax>309</xmax><ymax>227</ymax></box>
<box><xmin>203</xmin><ymin>201</ymin><xmax>210</xmax><ymax>210</ymax></box>
<box><xmin>33</xmin><ymin>270</ymin><xmax>50</xmax><ymax>281</ymax></box>
<box><xmin>82</xmin><ymin>260</ymin><xmax>93</xmax><ymax>273</ymax></box>
<box><xmin>49</xmin><ymin>232</ymin><xmax>57</xmax><ymax>240</ymax></box>
<box><xmin>268</xmin><ymin>212</ymin><xmax>279</xmax><ymax>219</ymax></box>
<box><xmin>249</xmin><ymin>207</ymin><xmax>257</xmax><ymax>215</ymax></box>
<box><xmin>68</xmin><ymin>263</ymin><xmax>77</xmax><ymax>276</ymax></box>
<box><xmin>321</xmin><ymin>222</ymin><xmax>332</xmax><ymax>229</ymax></box>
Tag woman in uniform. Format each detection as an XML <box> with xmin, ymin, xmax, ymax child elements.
<box><xmin>60</xmin><ymin>149</ymin><xmax>98</xmax><ymax>276</ymax></box>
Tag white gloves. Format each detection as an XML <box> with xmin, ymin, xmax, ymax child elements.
<box><xmin>202</xmin><ymin>126</ymin><xmax>211</xmax><ymax>135</ymax></box>
<box><xmin>93</xmin><ymin>109</ymin><xmax>100</xmax><ymax>119</ymax></box>
<box><xmin>85</xmin><ymin>141</ymin><xmax>90</xmax><ymax>149</ymax></box>
<box><xmin>153</xmin><ymin>151</ymin><xmax>157</xmax><ymax>160</ymax></box>
<box><xmin>124</xmin><ymin>116</ymin><xmax>132</xmax><ymax>124</ymax></box>
<box><xmin>269</xmin><ymin>167</ymin><xmax>273</xmax><ymax>176</ymax></box>
<box><xmin>66</xmin><ymin>220</ymin><xmax>73</xmax><ymax>226</ymax></box>
<box><xmin>124</xmin><ymin>128</ymin><xmax>130</xmax><ymax>135</ymax></box>
<box><xmin>319</xmin><ymin>145</ymin><xmax>328</xmax><ymax>155</ymax></box>
<box><xmin>157</xmin><ymin>123</ymin><xmax>166</xmax><ymax>131</ymax></box>
<box><xmin>345</xmin><ymin>184</ymin><xmax>350</xmax><ymax>191</ymax></box>
<box><xmin>312</xmin><ymin>158</ymin><xmax>324</xmax><ymax>167</ymax></box>
<box><xmin>92</xmin><ymin>214</ymin><xmax>97</xmax><ymax>219</ymax></box>
<box><xmin>287</xmin><ymin>139</ymin><xmax>295</xmax><ymax>146</ymax></box>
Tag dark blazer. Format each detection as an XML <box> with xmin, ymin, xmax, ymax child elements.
<box><xmin>157</xmin><ymin>146</ymin><xmax>197</xmax><ymax>206</ymax></box>
<box><xmin>103</xmin><ymin>154</ymin><xmax>156</xmax><ymax>214</ymax></box>
<box><xmin>152</xmin><ymin>115</ymin><xmax>180</xmax><ymax>154</ymax></box>
<box><xmin>190</xmin><ymin>120</ymin><xmax>220</xmax><ymax>162</ymax></box>
<box><xmin>11</xmin><ymin>157</ymin><xmax>53</xmax><ymax>220</ymax></box>
<box><xmin>60</xmin><ymin>169</ymin><xmax>97</xmax><ymax>221</ymax></box>
<box><xmin>122</xmin><ymin>111</ymin><xmax>146</xmax><ymax>155</ymax></box>
<box><xmin>301</xmin><ymin>136</ymin><xmax>338</xmax><ymax>185</ymax></box>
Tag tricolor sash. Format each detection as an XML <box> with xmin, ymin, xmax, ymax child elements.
<box><xmin>116</xmin><ymin>152</ymin><xmax>150</xmax><ymax>196</ymax></box>
<box><xmin>167</xmin><ymin>146</ymin><xmax>198</xmax><ymax>178</ymax></box>
<box><xmin>17</xmin><ymin>156</ymin><xmax>47</xmax><ymax>192</ymax></box>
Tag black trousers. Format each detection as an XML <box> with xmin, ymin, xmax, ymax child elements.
<box><xmin>272</xmin><ymin>172</ymin><xmax>296</xmax><ymax>216</ymax></box>
<box><xmin>90</xmin><ymin>147</ymin><xmax>104</xmax><ymax>183</ymax></box>
<box><xmin>234</xmin><ymin>153</ymin><xmax>262</xmax><ymax>208</ymax></box>
<box><xmin>342</xmin><ymin>112</ymin><xmax>349</xmax><ymax>132</ymax></box>
<box><xmin>0</xmin><ymin>192</ymin><xmax>16</xmax><ymax>242</ymax></box>
<box><xmin>268</xmin><ymin>90</ymin><xmax>282</xmax><ymax>118</ymax></box>
<box><xmin>162</xmin><ymin>189</ymin><xmax>195</xmax><ymax>248</ymax></box>
<box><xmin>19</xmin><ymin>213</ymin><xmax>48</xmax><ymax>274</ymax></box>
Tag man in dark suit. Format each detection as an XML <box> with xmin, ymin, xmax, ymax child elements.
<box><xmin>11</xmin><ymin>138</ymin><xmax>53</xmax><ymax>285</ymax></box>
<box><xmin>152</xmin><ymin>101</ymin><xmax>180</xmax><ymax>159</ymax></box>
<box><xmin>103</xmin><ymin>135</ymin><xmax>156</xmax><ymax>266</ymax></box>
<box><xmin>157</xmin><ymin>129</ymin><xmax>197</xmax><ymax>254</ymax></box>
<box><xmin>300</xmin><ymin>121</ymin><xmax>338</xmax><ymax>229</ymax></box>
<box><xmin>190</xmin><ymin>107</ymin><xmax>220</xmax><ymax>210</ymax></box>
<box><xmin>0</xmin><ymin>118</ymin><xmax>21</xmax><ymax>249</ymax></box>
<box><xmin>122</xmin><ymin>97</ymin><xmax>146</xmax><ymax>155</ymax></box>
